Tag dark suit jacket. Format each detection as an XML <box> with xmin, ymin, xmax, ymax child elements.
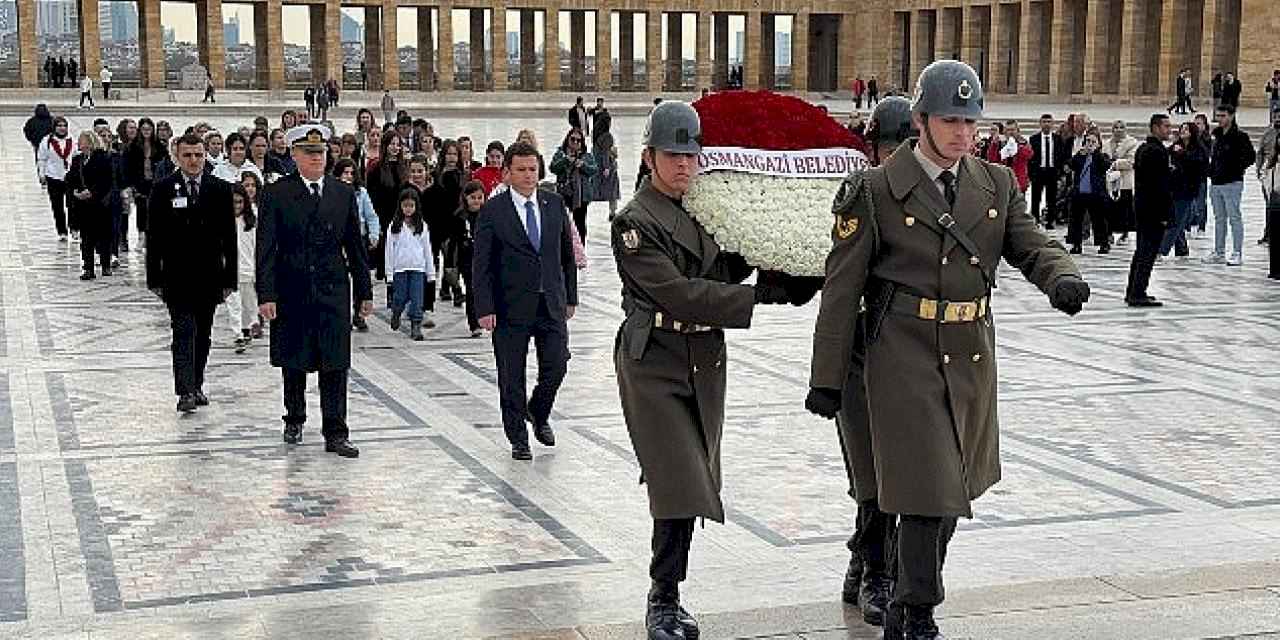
<box><xmin>1134</xmin><ymin>137</ymin><xmax>1175</xmax><ymax>228</ymax></box>
<box><xmin>1030</xmin><ymin>132</ymin><xmax>1070</xmax><ymax>174</ymax></box>
<box><xmin>472</xmin><ymin>189</ymin><xmax>578</xmax><ymax>324</ymax></box>
<box><xmin>1069</xmin><ymin>150</ymin><xmax>1112</xmax><ymax>196</ymax></box>
<box><xmin>256</xmin><ymin>174</ymin><xmax>373</xmax><ymax>372</ymax></box>
<box><xmin>145</xmin><ymin>170</ymin><xmax>237</xmax><ymax>306</ymax></box>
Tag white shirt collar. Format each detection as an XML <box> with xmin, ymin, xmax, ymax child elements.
<box><xmin>509</xmin><ymin>188</ymin><xmax>540</xmax><ymax>233</ymax></box>
<box><xmin>303</xmin><ymin>175</ymin><xmax>324</xmax><ymax>193</ymax></box>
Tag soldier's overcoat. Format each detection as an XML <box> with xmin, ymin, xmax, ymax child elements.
<box><xmin>812</xmin><ymin>142</ymin><xmax>1081</xmax><ymax>517</ymax></box>
<box><xmin>611</xmin><ymin>179</ymin><xmax>756</xmax><ymax>522</ymax></box>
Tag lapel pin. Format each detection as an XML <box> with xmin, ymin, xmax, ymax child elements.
<box><xmin>987</xmin><ymin>208</ymin><xmax>998</xmax><ymax>219</ymax></box>
<box><xmin>905</xmin><ymin>216</ymin><xmax>916</xmax><ymax>226</ymax></box>
<box><xmin>970</xmin><ymin>256</ymin><xmax>981</xmax><ymax>266</ymax></box>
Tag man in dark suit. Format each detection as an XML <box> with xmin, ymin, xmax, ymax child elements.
<box><xmin>1127</xmin><ymin>114</ymin><xmax>1175</xmax><ymax>307</ymax></box>
<box><xmin>1029</xmin><ymin>114</ymin><xmax>1069</xmax><ymax>228</ymax></box>
<box><xmin>257</xmin><ymin>123</ymin><xmax>373</xmax><ymax>458</ymax></box>
<box><xmin>472</xmin><ymin>142</ymin><xmax>579</xmax><ymax>460</ymax></box>
<box><xmin>568</xmin><ymin>96</ymin><xmax>590</xmax><ymax>139</ymax></box>
<box><xmin>146</xmin><ymin>134</ymin><xmax>237</xmax><ymax>413</ymax></box>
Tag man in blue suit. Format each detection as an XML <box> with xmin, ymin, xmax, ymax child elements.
<box><xmin>473</xmin><ymin>142</ymin><xmax>579</xmax><ymax>460</ymax></box>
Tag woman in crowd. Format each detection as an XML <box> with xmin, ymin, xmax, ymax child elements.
<box><xmin>155</xmin><ymin>120</ymin><xmax>173</xmax><ymax>148</ymax></box>
<box><xmin>265</xmin><ymin>128</ymin><xmax>296</xmax><ymax>178</ymax></box>
<box><xmin>66</xmin><ymin>129</ymin><xmax>114</xmax><ymax>279</ymax></box>
<box><xmin>593</xmin><ymin>115</ymin><xmax>621</xmax><ymax>219</ymax></box>
<box><xmin>37</xmin><ymin>116</ymin><xmax>74</xmax><ymax>241</ymax></box>
<box><xmin>1105</xmin><ymin>120</ymin><xmax>1139</xmax><ymax>246</ymax></box>
<box><xmin>364</xmin><ymin>127</ymin><xmax>383</xmax><ymax>176</ymax></box>
<box><xmin>1162</xmin><ymin>122</ymin><xmax>1210</xmax><ymax>259</ymax></box>
<box><xmin>204</xmin><ymin>130</ymin><xmax>225</xmax><ymax>164</ymax></box>
<box><xmin>1265</xmin><ymin>136</ymin><xmax>1280</xmax><ymax>279</ymax></box>
<box><xmin>432</xmin><ymin>141</ymin><xmax>466</xmax><ymax>304</ymax></box>
<box><xmin>1191</xmin><ymin>113</ymin><xmax>1214</xmax><ymax>237</ymax></box>
<box><xmin>281</xmin><ymin>110</ymin><xmax>297</xmax><ymax>132</ymax></box>
<box><xmin>247</xmin><ymin>130</ymin><xmax>271</xmax><ymax>180</ymax></box>
<box><xmin>213</xmin><ymin>132</ymin><xmax>264</xmax><ymax>184</ymax></box>
<box><xmin>367</xmin><ymin>132</ymin><xmax>408</xmax><ymax>285</ymax></box>
<box><xmin>326</xmin><ymin>136</ymin><xmax>343</xmax><ymax>173</ymax></box>
<box><xmin>472</xmin><ymin>140</ymin><xmax>505</xmax><ymax>196</ymax></box>
<box><xmin>1067</xmin><ymin>131</ymin><xmax>1112</xmax><ymax>254</ymax></box>
<box><xmin>125</xmin><ymin>117</ymin><xmax>168</xmax><ymax>247</ymax></box>
<box><xmin>356</xmin><ymin>108</ymin><xmax>376</xmax><ymax>136</ymax></box>
<box><xmin>551</xmin><ymin>127</ymin><xmax>598</xmax><ymax>244</ymax></box>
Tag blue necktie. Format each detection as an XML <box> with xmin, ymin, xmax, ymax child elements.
<box><xmin>524</xmin><ymin>200</ymin><xmax>540</xmax><ymax>253</ymax></box>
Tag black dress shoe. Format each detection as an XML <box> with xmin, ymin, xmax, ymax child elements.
<box><xmin>353</xmin><ymin>315</ymin><xmax>369</xmax><ymax>332</ymax></box>
<box><xmin>325</xmin><ymin>438</ymin><xmax>360</xmax><ymax>458</ymax></box>
<box><xmin>176</xmin><ymin>394</ymin><xmax>198</xmax><ymax>413</ymax></box>
<box><xmin>283</xmin><ymin>423</ymin><xmax>303</xmax><ymax>444</ymax></box>
<box><xmin>1126</xmin><ymin>297</ymin><xmax>1164</xmax><ymax>307</ymax></box>
<box><xmin>676</xmin><ymin>606</ymin><xmax>699</xmax><ymax>640</ymax></box>
<box><xmin>646</xmin><ymin>586</ymin><xmax>686</xmax><ymax>640</ymax></box>
<box><xmin>79</xmin><ymin>272</ymin><xmax>95</xmax><ymax>281</ymax></box>
<box><xmin>902</xmin><ymin>604</ymin><xmax>946</xmax><ymax>639</ymax></box>
<box><xmin>193</xmin><ymin>390</ymin><xmax>209</xmax><ymax>406</ymax></box>
<box><xmin>841</xmin><ymin>555</ymin><xmax>862</xmax><ymax>605</ymax></box>
<box><xmin>534</xmin><ymin>423</ymin><xmax>556</xmax><ymax>447</ymax></box>
<box><xmin>860</xmin><ymin>574</ymin><xmax>891</xmax><ymax>626</ymax></box>
<box><xmin>1069</xmin><ymin>245</ymin><xmax>1082</xmax><ymax>254</ymax></box>
<box><xmin>511</xmin><ymin>444</ymin><xmax>532</xmax><ymax>460</ymax></box>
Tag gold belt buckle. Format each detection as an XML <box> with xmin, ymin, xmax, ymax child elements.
<box><xmin>944</xmin><ymin>302</ymin><xmax>977</xmax><ymax>323</ymax></box>
<box><xmin>918</xmin><ymin>298</ymin><xmax>938</xmax><ymax>320</ymax></box>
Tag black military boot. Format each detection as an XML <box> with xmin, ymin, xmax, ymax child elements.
<box><xmin>885</xmin><ymin>604</ymin><xmax>944</xmax><ymax>640</ymax></box>
<box><xmin>645</xmin><ymin>582</ymin><xmax>686</xmax><ymax>640</ymax></box>
<box><xmin>841</xmin><ymin>552</ymin><xmax>863</xmax><ymax>605</ymax></box>
<box><xmin>676</xmin><ymin>604</ymin><xmax>699</xmax><ymax>639</ymax></box>
<box><xmin>859</xmin><ymin>571</ymin><xmax>891</xmax><ymax>626</ymax></box>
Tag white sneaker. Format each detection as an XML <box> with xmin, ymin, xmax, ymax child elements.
<box><xmin>1202</xmin><ymin>253</ymin><xmax>1225</xmax><ymax>264</ymax></box>
<box><xmin>1226</xmin><ymin>253</ymin><xmax>1243</xmax><ymax>266</ymax></box>
<box><xmin>422</xmin><ymin>312</ymin><xmax>436</xmax><ymax>329</ymax></box>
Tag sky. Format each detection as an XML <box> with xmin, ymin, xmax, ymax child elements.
<box><xmin>161</xmin><ymin>4</ymin><xmax>762</xmax><ymax>60</ymax></box>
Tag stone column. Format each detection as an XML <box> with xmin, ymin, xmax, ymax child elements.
<box><xmin>989</xmin><ymin>4</ymin><xmax>1005</xmax><ymax>92</ymax></box>
<box><xmin>381</xmin><ymin>2</ymin><xmax>401</xmax><ymax>90</ymax></box>
<box><xmin>418</xmin><ymin>7</ymin><xmax>436</xmax><ymax>90</ymax></box>
<box><xmin>17</xmin><ymin>0</ymin><xmax>37</xmax><ymax>87</ymax></box>
<box><xmin>1081</xmin><ymin>0</ymin><xmax>1104</xmax><ymax>94</ymax></box>
<box><xmin>493</xmin><ymin>7</ymin><xmax>507</xmax><ymax>91</ymax></box>
<box><xmin>619</xmin><ymin>12</ymin><xmax>635</xmax><ymax>90</ymax></box>
<box><xmin>520</xmin><ymin>10</ymin><xmax>536</xmax><ymax>90</ymax></box>
<box><xmin>1118</xmin><ymin>0</ymin><xmax>1143</xmax><ymax>96</ymax></box>
<box><xmin>138</xmin><ymin>0</ymin><xmax>164</xmax><ymax>87</ymax></box>
<box><xmin>937</xmin><ymin>6</ymin><xmax>958</xmax><ymax>66</ymax></box>
<box><xmin>712</xmin><ymin>13</ymin><xmax>728</xmax><ymax>89</ymax></box>
<box><xmin>195</xmin><ymin>0</ymin><xmax>225</xmax><ymax>88</ymax></box>
<box><xmin>695</xmin><ymin>11</ymin><xmax>712</xmax><ymax>91</ymax></box>
<box><xmin>646</xmin><ymin>10</ymin><xmax>662</xmax><ymax>92</ymax></box>
<box><xmin>1158</xmin><ymin>0</ymin><xmax>1187</xmax><ymax>99</ymax></box>
<box><xmin>597</xmin><ymin>9</ymin><xmax>613</xmax><ymax>91</ymax></box>
<box><xmin>666</xmin><ymin>12</ymin><xmax>683</xmax><ymax>90</ymax></box>
<box><xmin>841</xmin><ymin>12</ymin><xmax>862</xmax><ymax>93</ymax></box>
<box><xmin>1048</xmin><ymin>0</ymin><xmax>1073</xmax><ymax>95</ymax></box>
<box><xmin>545</xmin><ymin>5</ymin><xmax>560</xmax><ymax>91</ymax></box>
<box><xmin>911</xmin><ymin>11</ymin><xmax>933</xmax><ymax>88</ymax></box>
<box><xmin>961</xmin><ymin>4</ymin><xmax>983</xmax><ymax>81</ymax></box>
<box><xmin>77</xmin><ymin>0</ymin><xmax>101</xmax><ymax>81</ymax></box>
<box><xmin>365</xmin><ymin>8</ymin><xmax>383</xmax><ymax>90</ymax></box>
<box><xmin>744</xmin><ymin>11</ymin><xmax>761</xmax><ymax>89</ymax></box>
<box><xmin>1017</xmin><ymin>0</ymin><xmax>1034</xmax><ymax>93</ymax></box>
<box><xmin>760</xmin><ymin>13</ymin><xmax>775</xmax><ymax>89</ymax></box>
<box><xmin>792</xmin><ymin>12</ymin><xmax>809</xmax><ymax>92</ymax></box>
<box><xmin>470</xmin><ymin>8</ymin><xmax>486</xmax><ymax>90</ymax></box>
<box><xmin>318</xmin><ymin>0</ymin><xmax>342</xmax><ymax>85</ymax></box>
<box><xmin>439</xmin><ymin>4</ymin><xmax>455</xmax><ymax>90</ymax></box>
<box><xmin>571</xmin><ymin>10</ymin><xmax>586</xmax><ymax>90</ymax></box>
<box><xmin>255</xmin><ymin>0</ymin><xmax>284</xmax><ymax>90</ymax></box>
<box><xmin>1198</xmin><ymin>0</ymin><xmax>1220</xmax><ymax>88</ymax></box>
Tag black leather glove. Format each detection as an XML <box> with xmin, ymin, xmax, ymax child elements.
<box><xmin>1050</xmin><ymin>276</ymin><xmax>1091</xmax><ymax>316</ymax></box>
<box><xmin>805</xmin><ymin>387</ymin><xmax>842</xmax><ymax>419</ymax></box>
<box><xmin>754</xmin><ymin>270</ymin><xmax>791</xmax><ymax>305</ymax></box>
<box><xmin>785</xmin><ymin>276</ymin><xmax>824</xmax><ymax>306</ymax></box>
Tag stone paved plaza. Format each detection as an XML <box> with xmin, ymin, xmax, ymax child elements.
<box><xmin>1</xmin><ymin>110</ymin><xmax>1279</xmax><ymax>639</ymax></box>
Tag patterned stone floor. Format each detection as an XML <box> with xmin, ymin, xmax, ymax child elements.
<box><xmin>0</xmin><ymin>111</ymin><xmax>1278</xmax><ymax>639</ymax></box>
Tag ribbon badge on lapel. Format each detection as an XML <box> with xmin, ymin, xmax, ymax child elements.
<box><xmin>835</xmin><ymin>215</ymin><xmax>860</xmax><ymax>240</ymax></box>
<box><xmin>621</xmin><ymin>229</ymin><xmax>641</xmax><ymax>253</ymax></box>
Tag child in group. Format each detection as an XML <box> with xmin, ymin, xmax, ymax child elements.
<box><xmin>239</xmin><ymin>173</ymin><xmax>264</xmax><ymax>339</ymax></box>
<box><xmin>455</xmin><ymin>180</ymin><xmax>486</xmax><ymax>337</ymax></box>
<box><xmin>222</xmin><ymin>183</ymin><xmax>259</xmax><ymax>353</ymax></box>
<box><xmin>384</xmin><ymin>188</ymin><xmax>435</xmax><ymax>341</ymax></box>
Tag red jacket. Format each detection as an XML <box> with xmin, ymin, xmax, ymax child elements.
<box><xmin>985</xmin><ymin>138</ymin><xmax>1033</xmax><ymax>192</ymax></box>
<box><xmin>852</xmin><ymin>79</ymin><xmax>866</xmax><ymax>96</ymax></box>
<box><xmin>472</xmin><ymin>166</ymin><xmax>503</xmax><ymax>196</ymax></box>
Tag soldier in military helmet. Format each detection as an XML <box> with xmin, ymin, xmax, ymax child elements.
<box><xmin>610</xmin><ymin>101</ymin><xmax>806</xmax><ymax>640</ymax></box>
<box><xmin>805</xmin><ymin>61</ymin><xmax>1091</xmax><ymax>639</ymax></box>
<box><xmin>829</xmin><ymin>95</ymin><xmax>918</xmax><ymax>628</ymax></box>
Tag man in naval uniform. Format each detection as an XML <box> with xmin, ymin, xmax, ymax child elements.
<box><xmin>804</xmin><ymin>61</ymin><xmax>1091</xmax><ymax>639</ymax></box>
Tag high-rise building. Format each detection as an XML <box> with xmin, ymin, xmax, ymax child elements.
<box><xmin>733</xmin><ymin>31</ymin><xmax>743</xmax><ymax>65</ymax></box>
<box><xmin>0</xmin><ymin>3</ymin><xmax>17</xmax><ymax>35</ymax></box>
<box><xmin>341</xmin><ymin>13</ymin><xmax>361</xmax><ymax>43</ymax></box>
<box><xmin>35</xmin><ymin>0</ymin><xmax>78</xmax><ymax>38</ymax></box>
<box><xmin>506</xmin><ymin>31</ymin><xmax>519</xmax><ymax>58</ymax></box>
<box><xmin>108</xmin><ymin>2</ymin><xmax>137</xmax><ymax>42</ymax></box>
<box><xmin>776</xmin><ymin>32</ymin><xmax>790</xmax><ymax>67</ymax></box>
<box><xmin>224</xmin><ymin>16</ymin><xmax>239</xmax><ymax>47</ymax></box>
<box><xmin>162</xmin><ymin>25</ymin><xmax>174</xmax><ymax>44</ymax></box>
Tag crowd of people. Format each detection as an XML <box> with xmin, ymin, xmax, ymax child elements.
<box><xmin>20</xmin><ymin>95</ymin><xmax>624</xmax><ymax>350</ymax></box>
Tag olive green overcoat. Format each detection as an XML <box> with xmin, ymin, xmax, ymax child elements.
<box><xmin>811</xmin><ymin>142</ymin><xmax>1081</xmax><ymax>517</ymax></box>
<box><xmin>611</xmin><ymin>179</ymin><xmax>757</xmax><ymax>522</ymax></box>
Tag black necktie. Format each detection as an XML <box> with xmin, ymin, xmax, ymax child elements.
<box><xmin>187</xmin><ymin>178</ymin><xmax>199</xmax><ymax>202</ymax></box>
<box><xmin>939</xmin><ymin>170</ymin><xmax>956</xmax><ymax>210</ymax></box>
<box><xmin>310</xmin><ymin>182</ymin><xmax>321</xmax><ymax>199</ymax></box>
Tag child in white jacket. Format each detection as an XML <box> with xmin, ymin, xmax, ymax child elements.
<box><xmin>222</xmin><ymin>182</ymin><xmax>260</xmax><ymax>352</ymax></box>
<box><xmin>384</xmin><ymin>188</ymin><xmax>435</xmax><ymax>340</ymax></box>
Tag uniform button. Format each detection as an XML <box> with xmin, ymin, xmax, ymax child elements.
<box><xmin>943</xmin><ymin>354</ymin><xmax>951</xmax><ymax>364</ymax></box>
<box><xmin>970</xmin><ymin>256</ymin><xmax>981</xmax><ymax>266</ymax></box>
<box><xmin>693</xmin><ymin>365</ymin><xmax>699</xmax><ymax>374</ymax></box>
<box><xmin>905</xmin><ymin>216</ymin><xmax>916</xmax><ymax>226</ymax></box>
<box><xmin>941</xmin><ymin>256</ymin><xmax>949</xmax><ymax>265</ymax></box>
<box><xmin>988</xmin><ymin>208</ymin><xmax>999</xmax><ymax>219</ymax></box>
<box><xmin>972</xmin><ymin>353</ymin><xmax>982</xmax><ymax>362</ymax></box>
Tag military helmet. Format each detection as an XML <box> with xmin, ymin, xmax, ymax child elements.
<box><xmin>868</xmin><ymin>96</ymin><xmax>918</xmax><ymax>145</ymax></box>
<box><xmin>910</xmin><ymin>59</ymin><xmax>984</xmax><ymax>120</ymax></box>
<box><xmin>642</xmin><ymin>101</ymin><xmax>703</xmax><ymax>154</ymax></box>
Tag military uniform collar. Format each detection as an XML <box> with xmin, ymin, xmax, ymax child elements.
<box><xmin>885</xmin><ymin>141</ymin><xmax>995</xmax><ymax>202</ymax></box>
<box><xmin>635</xmin><ymin>177</ymin><xmax>718</xmax><ymax>265</ymax></box>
